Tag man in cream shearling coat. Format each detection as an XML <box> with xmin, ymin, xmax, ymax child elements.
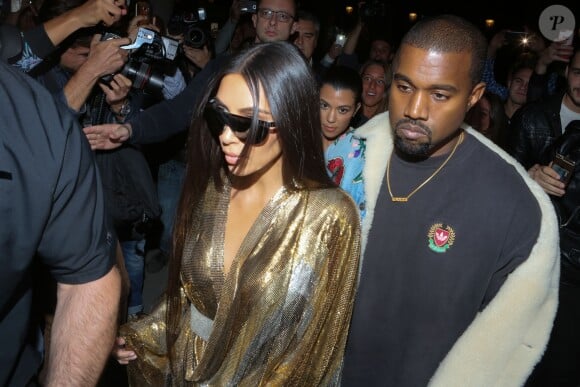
<box><xmin>341</xmin><ymin>15</ymin><xmax>559</xmax><ymax>387</ymax></box>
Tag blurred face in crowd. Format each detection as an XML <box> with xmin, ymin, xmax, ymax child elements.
<box><xmin>468</xmin><ymin>96</ymin><xmax>491</xmax><ymax>134</ymax></box>
<box><xmin>369</xmin><ymin>39</ymin><xmax>393</xmax><ymax>64</ymax></box>
<box><xmin>319</xmin><ymin>84</ymin><xmax>360</xmax><ymax>143</ymax></box>
<box><xmin>389</xmin><ymin>44</ymin><xmax>484</xmax><ymax>157</ymax></box>
<box><xmin>506</xmin><ymin>67</ymin><xmax>532</xmax><ymax>106</ymax></box>
<box><xmin>214</xmin><ymin>74</ymin><xmax>282</xmax><ymax>177</ymax></box>
<box><xmin>252</xmin><ymin>0</ymin><xmax>296</xmax><ymax>43</ymax></box>
<box><xmin>361</xmin><ymin>63</ymin><xmax>388</xmax><ymax>109</ymax></box>
<box><xmin>564</xmin><ymin>51</ymin><xmax>580</xmax><ymax>113</ymax></box>
<box><xmin>293</xmin><ymin>18</ymin><xmax>317</xmax><ymax>61</ymax></box>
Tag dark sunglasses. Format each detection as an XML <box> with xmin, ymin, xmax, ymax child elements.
<box><xmin>204</xmin><ymin>98</ymin><xmax>276</xmax><ymax>143</ymax></box>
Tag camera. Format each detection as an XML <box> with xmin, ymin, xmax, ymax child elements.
<box><xmin>240</xmin><ymin>0</ymin><xmax>257</xmax><ymax>13</ymax></box>
<box><xmin>360</xmin><ymin>0</ymin><xmax>385</xmax><ymax>24</ymax></box>
<box><xmin>120</xmin><ymin>28</ymin><xmax>179</xmax><ymax>60</ymax></box>
<box><xmin>101</xmin><ymin>28</ymin><xmax>179</xmax><ymax>94</ymax></box>
<box><xmin>168</xmin><ymin>8</ymin><xmax>210</xmax><ymax>49</ymax></box>
<box><xmin>552</xmin><ymin>153</ymin><xmax>576</xmax><ymax>186</ymax></box>
<box><xmin>335</xmin><ymin>33</ymin><xmax>347</xmax><ymax>47</ymax></box>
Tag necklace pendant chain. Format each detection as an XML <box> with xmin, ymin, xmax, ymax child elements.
<box><xmin>387</xmin><ymin>131</ymin><xmax>464</xmax><ymax>203</ymax></box>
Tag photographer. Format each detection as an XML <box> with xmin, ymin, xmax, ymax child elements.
<box><xmin>31</xmin><ymin>0</ymin><xmax>156</xmax><ymax>327</ymax></box>
<box><xmin>135</xmin><ymin>7</ymin><xmax>214</xmax><ymax>273</ymax></box>
<box><xmin>165</xmin><ymin>7</ymin><xmax>213</xmax><ymax>81</ymax></box>
<box><xmin>83</xmin><ymin>0</ymin><xmax>299</xmax><ymax>149</ymax></box>
<box><xmin>1</xmin><ymin>0</ymin><xmax>127</xmax><ymax>71</ymax></box>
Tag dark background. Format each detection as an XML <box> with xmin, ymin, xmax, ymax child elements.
<box><xmin>193</xmin><ymin>0</ymin><xmax>578</xmax><ymax>60</ymax></box>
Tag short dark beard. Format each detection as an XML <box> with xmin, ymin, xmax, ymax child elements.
<box><xmin>392</xmin><ymin>118</ymin><xmax>433</xmax><ymax>157</ymax></box>
<box><xmin>394</xmin><ymin>135</ymin><xmax>431</xmax><ymax>156</ymax></box>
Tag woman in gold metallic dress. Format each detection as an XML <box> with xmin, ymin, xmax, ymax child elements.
<box><xmin>112</xmin><ymin>41</ymin><xmax>361</xmax><ymax>386</ymax></box>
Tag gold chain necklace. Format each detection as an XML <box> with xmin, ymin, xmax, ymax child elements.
<box><xmin>387</xmin><ymin>131</ymin><xmax>464</xmax><ymax>203</ymax></box>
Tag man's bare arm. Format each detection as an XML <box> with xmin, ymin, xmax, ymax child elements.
<box><xmin>43</xmin><ymin>0</ymin><xmax>127</xmax><ymax>46</ymax></box>
<box><xmin>63</xmin><ymin>35</ymin><xmax>130</xmax><ymax>111</ymax></box>
<box><xmin>44</xmin><ymin>266</ymin><xmax>121</xmax><ymax>386</ymax></box>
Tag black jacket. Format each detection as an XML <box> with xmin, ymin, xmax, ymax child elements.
<box><xmin>551</xmin><ymin>121</ymin><xmax>580</xmax><ymax>281</ymax></box>
<box><xmin>127</xmin><ymin>53</ymin><xmax>231</xmax><ymax>144</ymax></box>
<box><xmin>508</xmin><ymin>93</ymin><xmax>564</xmax><ymax>169</ymax></box>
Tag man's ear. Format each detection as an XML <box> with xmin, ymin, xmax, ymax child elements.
<box><xmin>252</xmin><ymin>13</ymin><xmax>258</xmax><ymax>29</ymax></box>
<box><xmin>468</xmin><ymin>82</ymin><xmax>486</xmax><ymax>109</ymax></box>
<box><xmin>290</xmin><ymin>21</ymin><xmax>297</xmax><ymax>35</ymax></box>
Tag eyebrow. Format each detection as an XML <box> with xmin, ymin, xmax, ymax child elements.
<box><xmin>214</xmin><ymin>97</ymin><xmax>271</xmax><ymax>115</ymax></box>
<box><xmin>239</xmin><ymin>107</ymin><xmax>272</xmax><ymax>116</ymax></box>
<box><xmin>320</xmin><ymin>97</ymin><xmax>354</xmax><ymax>107</ymax></box>
<box><xmin>393</xmin><ymin>73</ymin><xmax>458</xmax><ymax>92</ymax></box>
<box><xmin>362</xmin><ymin>73</ymin><xmax>386</xmax><ymax>79</ymax></box>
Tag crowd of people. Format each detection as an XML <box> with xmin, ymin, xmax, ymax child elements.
<box><xmin>1</xmin><ymin>0</ymin><xmax>578</xmax><ymax>385</ymax></box>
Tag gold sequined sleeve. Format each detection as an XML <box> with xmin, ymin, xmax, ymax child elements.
<box><xmin>119</xmin><ymin>293</ymin><xmax>184</xmax><ymax>386</ymax></box>
<box><xmin>262</xmin><ymin>190</ymin><xmax>361</xmax><ymax>386</ymax></box>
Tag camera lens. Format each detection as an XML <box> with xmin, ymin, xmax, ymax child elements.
<box><xmin>122</xmin><ymin>61</ymin><xmax>164</xmax><ymax>94</ymax></box>
<box><xmin>185</xmin><ymin>26</ymin><xmax>208</xmax><ymax>48</ymax></box>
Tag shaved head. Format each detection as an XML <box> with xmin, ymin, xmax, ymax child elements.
<box><xmin>393</xmin><ymin>15</ymin><xmax>487</xmax><ymax>87</ymax></box>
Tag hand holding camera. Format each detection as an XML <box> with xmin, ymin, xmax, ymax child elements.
<box><xmin>87</xmin><ymin>33</ymin><xmax>131</xmax><ymax>78</ymax></box>
<box><xmin>334</xmin><ymin>34</ymin><xmax>347</xmax><ymax>47</ymax></box>
<box><xmin>128</xmin><ymin>13</ymin><xmax>159</xmax><ymax>43</ymax></box>
<box><xmin>99</xmin><ymin>73</ymin><xmax>132</xmax><ymax>109</ymax></box>
<box><xmin>100</xmin><ymin>27</ymin><xmax>179</xmax><ymax>94</ymax></box>
<box><xmin>529</xmin><ymin>164</ymin><xmax>567</xmax><ymax>197</ymax></box>
<box><xmin>531</xmin><ymin>121</ymin><xmax>580</xmax><ymax>197</ymax></box>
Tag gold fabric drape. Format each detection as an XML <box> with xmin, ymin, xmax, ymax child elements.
<box><xmin>121</xmin><ymin>182</ymin><xmax>361</xmax><ymax>386</ymax></box>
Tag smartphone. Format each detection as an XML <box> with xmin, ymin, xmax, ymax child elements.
<box><xmin>198</xmin><ymin>8</ymin><xmax>207</xmax><ymax>21</ymax></box>
<box><xmin>335</xmin><ymin>34</ymin><xmax>347</xmax><ymax>47</ymax></box>
<box><xmin>240</xmin><ymin>0</ymin><xmax>257</xmax><ymax>13</ymax></box>
<box><xmin>135</xmin><ymin>1</ymin><xmax>150</xmax><ymax>17</ymax></box>
<box><xmin>505</xmin><ymin>31</ymin><xmax>527</xmax><ymax>45</ymax></box>
<box><xmin>552</xmin><ymin>153</ymin><xmax>576</xmax><ymax>185</ymax></box>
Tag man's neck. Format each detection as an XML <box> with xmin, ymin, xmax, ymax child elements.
<box><xmin>504</xmin><ymin>100</ymin><xmax>521</xmax><ymax>119</ymax></box>
<box><xmin>563</xmin><ymin>93</ymin><xmax>580</xmax><ymax>114</ymax></box>
<box><xmin>362</xmin><ymin>104</ymin><xmax>379</xmax><ymax>118</ymax></box>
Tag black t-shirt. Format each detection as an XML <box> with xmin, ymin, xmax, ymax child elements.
<box><xmin>0</xmin><ymin>63</ymin><xmax>114</xmax><ymax>385</ymax></box>
<box><xmin>342</xmin><ymin>133</ymin><xmax>541</xmax><ymax>386</ymax></box>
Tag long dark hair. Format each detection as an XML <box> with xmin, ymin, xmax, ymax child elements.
<box><xmin>321</xmin><ymin>65</ymin><xmax>363</xmax><ymax>105</ymax></box>
<box><xmin>166</xmin><ymin>41</ymin><xmax>332</xmax><ymax>356</ymax></box>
